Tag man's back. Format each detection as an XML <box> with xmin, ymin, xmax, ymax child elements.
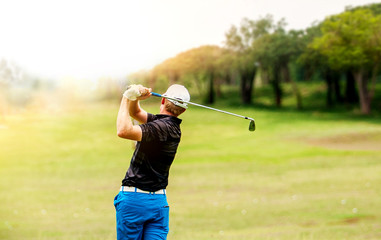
<box><xmin>123</xmin><ymin>113</ymin><xmax>182</xmax><ymax>192</ymax></box>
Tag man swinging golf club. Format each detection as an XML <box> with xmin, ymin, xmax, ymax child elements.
<box><xmin>115</xmin><ymin>84</ymin><xmax>190</xmax><ymax>240</ymax></box>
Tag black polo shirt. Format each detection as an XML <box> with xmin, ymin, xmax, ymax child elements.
<box><xmin>122</xmin><ymin>113</ymin><xmax>182</xmax><ymax>192</ymax></box>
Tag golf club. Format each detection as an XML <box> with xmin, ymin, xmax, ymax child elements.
<box><xmin>151</xmin><ymin>92</ymin><xmax>256</xmax><ymax>132</ymax></box>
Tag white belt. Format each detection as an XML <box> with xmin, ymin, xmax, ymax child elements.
<box><xmin>120</xmin><ymin>186</ymin><xmax>166</xmax><ymax>195</ymax></box>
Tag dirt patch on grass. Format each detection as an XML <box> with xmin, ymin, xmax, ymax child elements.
<box><xmin>331</xmin><ymin>215</ymin><xmax>377</xmax><ymax>226</ymax></box>
<box><xmin>305</xmin><ymin>132</ymin><xmax>381</xmax><ymax>151</ymax></box>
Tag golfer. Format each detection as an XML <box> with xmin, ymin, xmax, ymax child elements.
<box><xmin>114</xmin><ymin>84</ymin><xmax>190</xmax><ymax>240</ymax></box>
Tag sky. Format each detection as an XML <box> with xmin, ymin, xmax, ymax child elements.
<box><xmin>0</xmin><ymin>0</ymin><xmax>379</xmax><ymax>81</ymax></box>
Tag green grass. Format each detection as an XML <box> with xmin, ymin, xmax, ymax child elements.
<box><xmin>0</xmin><ymin>102</ymin><xmax>380</xmax><ymax>240</ymax></box>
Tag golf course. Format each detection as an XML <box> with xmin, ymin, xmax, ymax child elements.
<box><xmin>1</xmin><ymin>98</ymin><xmax>380</xmax><ymax>239</ymax></box>
<box><xmin>1</xmin><ymin>2</ymin><xmax>381</xmax><ymax>239</ymax></box>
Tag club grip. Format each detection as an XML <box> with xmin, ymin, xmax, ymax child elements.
<box><xmin>151</xmin><ymin>92</ymin><xmax>162</xmax><ymax>97</ymax></box>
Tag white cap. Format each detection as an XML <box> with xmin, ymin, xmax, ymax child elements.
<box><xmin>162</xmin><ymin>84</ymin><xmax>190</xmax><ymax>109</ymax></box>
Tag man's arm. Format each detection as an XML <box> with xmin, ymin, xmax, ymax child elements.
<box><xmin>128</xmin><ymin>86</ymin><xmax>151</xmax><ymax>124</ymax></box>
<box><xmin>116</xmin><ymin>86</ymin><xmax>152</xmax><ymax>141</ymax></box>
<box><xmin>116</xmin><ymin>97</ymin><xmax>143</xmax><ymax>141</ymax></box>
<box><xmin>129</xmin><ymin>100</ymin><xmax>148</xmax><ymax>124</ymax></box>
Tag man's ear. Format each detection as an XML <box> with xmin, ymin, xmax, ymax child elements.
<box><xmin>161</xmin><ymin>98</ymin><xmax>165</xmax><ymax>105</ymax></box>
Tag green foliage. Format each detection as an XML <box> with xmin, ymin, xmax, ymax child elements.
<box><xmin>297</xmin><ymin>24</ymin><xmax>328</xmax><ymax>79</ymax></box>
<box><xmin>312</xmin><ymin>8</ymin><xmax>381</xmax><ymax>71</ymax></box>
<box><xmin>225</xmin><ymin>16</ymin><xmax>273</xmax><ymax>53</ymax></box>
<box><xmin>309</xmin><ymin>7</ymin><xmax>381</xmax><ymax>114</ymax></box>
<box><xmin>142</xmin><ymin>2</ymin><xmax>381</xmax><ymax>113</ymax></box>
<box><xmin>151</xmin><ymin>45</ymin><xmax>232</xmax><ymax>103</ymax></box>
<box><xmin>253</xmin><ymin>25</ymin><xmax>304</xmax><ymax>69</ymax></box>
<box><xmin>347</xmin><ymin>2</ymin><xmax>381</xmax><ymax>15</ymax></box>
<box><xmin>225</xmin><ymin>16</ymin><xmax>276</xmax><ymax>71</ymax></box>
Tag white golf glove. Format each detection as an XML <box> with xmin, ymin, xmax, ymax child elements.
<box><xmin>123</xmin><ymin>84</ymin><xmax>143</xmax><ymax>100</ymax></box>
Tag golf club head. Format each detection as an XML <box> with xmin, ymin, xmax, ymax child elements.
<box><xmin>249</xmin><ymin>119</ymin><xmax>255</xmax><ymax>131</ymax></box>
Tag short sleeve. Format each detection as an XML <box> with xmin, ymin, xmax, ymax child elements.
<box><xmin>140</xmin><ymin>120</ymin><xmax>168</xmax><ymax>142</ymax></box>
<box><xmin>146</xmin><ymin>113</ymin><xmax>156</xmax><ymax>123</ymax></box>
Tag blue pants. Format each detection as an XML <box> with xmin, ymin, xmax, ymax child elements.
<box><xmin>114</xmin><ymin>191</ymin><xmax>170</xmax><ymax>240</ymax></box>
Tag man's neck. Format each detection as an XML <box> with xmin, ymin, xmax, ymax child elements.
<box><xmin>159</xmin><ymin>109</ymin><xmax>176</xmax><ymax>117</ymax></box>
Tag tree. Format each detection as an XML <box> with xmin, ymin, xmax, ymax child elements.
<box><xmin>184</xmin><ymin>46</ymin><xmax>226</xmax><ymax>104</ymax></box>
<box><xmin>297</xmin><ymin>24</ymin><xmax>323</xmax><ymax>81</ymax></box>
<box><xmin>300</xmin><ymin>23</ymin><xmax>361</xmax><ymax>108</ymax></box>
<box><xmin>253</xmin><ymin>20</ymin><xmax>304</xmax><ymax>108</ymax></box>
<box><xmin>312</xmin><ymin>8</ymin><xmax>381</xmax><ymax>114</ymax></box>
<box><xmin>299</xmin><ymin>24</ymin><xmax>346</xmax><ymax>108</ymax></box>
<box><xmin>150</xmin><ymin>45</ymin><xmax>227</xmax><ymax>104</ymax></box>
<box><xmin>347</xmin><ymin>2</ymin><xmax>381</xmax><ymax>15</ymax></box>
<box><xmin>225</xmin><ymin>16</ymin><xmax>273</xmax><ymax>104</ymax></box>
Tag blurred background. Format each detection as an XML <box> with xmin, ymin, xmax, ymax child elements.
<box><xmin>1</xmin><ymin>0</ymin><xmax>381</xmax><ymax>239</ymax></box>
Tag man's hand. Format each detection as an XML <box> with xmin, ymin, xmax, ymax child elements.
<box><xmin>123</xmin><ymin>84</ymin><xmax>152</xmax><ymax>101</ymax></box>
<box><xmin>136</xmin><ymin>86</ymin><xmax>152</xmax><ymax>100</ymax></box>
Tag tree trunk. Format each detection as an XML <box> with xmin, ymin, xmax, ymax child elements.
<box><xmin>333</xmin><ymin>72</ymin><xmax>343</xmax><ymax>104</ymax></box>
<box><xmin>272</xmin><ymin>67</ymin><xmax>282</xmax><ymax>107</ymax></box>
<box><xmin>240</xmin><ymin>68</ymin><xmax>256</xmax><ymax>104</ymax></box>
<box><xmin>324</xmin><ymin>69</ymin><xmax>343</xmax><ymax>107</ymax></box>
<box><xmin>345</xmin><ymin>70</ymin><xmax>358</xmax><ymax>104</ymax></box>
<box><xmin>282</xmin><ymin>66</ymin><xmax>291</xmax><ymax>83</ymax></box>
<box><xmin>370</xmin><ymin>65</ymin><xmax>378</xmax><ymax>101</ymax></box>
<box><xmin>290</xmin><ymin>78</ymin><xmax>302</xmax><ymax>110</ymax></box>
<box><xmin>325</xmin><ymin>70</ymin><xmax>334</xmax><ymax>107</ymax></box>
<box><xmin>216</xmin><ymin>78</ymin><xmax>222</xmax><ymax>98</ymax></box>
<box><xmin>353</xmin><ymin>70</ymin><xmax>371</xmax><ymax>114</ymax></box>
<box><xmin>207</xmin><ymin>71</ymin><xmax>215</xmax><ymax>104</ymax></box>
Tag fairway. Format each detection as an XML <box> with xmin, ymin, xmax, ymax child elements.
<box><xmin>1</xmin><ymin>103</ymin><xmax>381</xmax><ymax>240</ymax></box>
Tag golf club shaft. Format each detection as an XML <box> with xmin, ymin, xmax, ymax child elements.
<box><xmin>151</xmin><ymin>92</ymin><xmax>254</xmax><ymax>121</ymax></box>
